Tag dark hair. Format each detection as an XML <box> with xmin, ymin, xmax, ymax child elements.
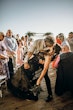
<box><xmin>58</xmin><ymin>33</ymin><xmax>64</xmax><ymax>40</ymax></box>
<box><xmin>44</xmin><ymin>36</ymin><xmax>54</xmax><ymax>45</ymax></box>
<box><xmin>51</xmin><ymin>44</ymin><xmax>61</xmax><ymax>61</ymax></box>
<box><xmin>69</xmin><ymin>32</ymin><xmax>73</xmax><ymax>34</ymax></box>
<box><xmin>25</xmin><ymin>35</ymin><xmax>28</xmax><ymax>38</ymax></box>
<box><xmin>17</xmin><ymin>39</ymin><xmax>23</xmax><ymax>46</ymax></box>
<box><xmin>53</xmin><ymin>44</ymin><xmax>61</xmax><ymax>55</ymax></box>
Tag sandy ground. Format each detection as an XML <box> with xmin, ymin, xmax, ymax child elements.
<box><xmin>0</xmin><ymin>67</ymin><xmax>73</xmax><ymax>110</ymax></box>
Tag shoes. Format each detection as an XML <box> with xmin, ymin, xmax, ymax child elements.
<box><xmin>28</xmin><ymin>85</ymin><xmax>41</xmax><ymax>101</ymax></box>
<box><xmin>45</xmin><ymin>95</ymin><xmax>53</xmax><ymax>102</ymax></box>
<box><xmin>29</xmin><ymin>85</ymin><xmax>41</xmax><ymax>96</ymax></box>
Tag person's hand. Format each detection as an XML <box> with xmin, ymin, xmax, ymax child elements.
<box><xmin>36</xmin><ymin>78</ymin><xmax>41</xmax><ymax>85</ymax></box>
<box><xmin>0</xmin><ymin>54</ymin><xmax>8</xmax><ymax>59</ymax></box>
<box><xmin>11</xmin><ymin>51</ymin><xmax>16</xmax><ymax>56</ymax></box>
<box><xmin>6</xmin><ymin>50</ymin><xmax>16</xmax><ymax>57</ymax></box>
<box><xmin>24</xmin><ymin>62</ymin><xmax>30</xmax><ymax>69</ymax></box>
<box><xmin>39</xmin><ymin>59</ymin><xmax>44</xmax><ymax>64</ymax></box>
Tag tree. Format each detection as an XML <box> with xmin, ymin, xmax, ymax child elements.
<box><xmin>26</xmin><ymin>31</ymin><xmax>35</xmax><ymax>37</ymax></box>
<box><xmin>43</xmin><ymin>32</ymin><xmax>53</xmax><ymax>36</ymax></box>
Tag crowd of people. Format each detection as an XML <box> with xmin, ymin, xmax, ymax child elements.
<box><xmin>0</xmin><ymin>29</ymin><xmax>73</xmax><ymax>102</ymax></box>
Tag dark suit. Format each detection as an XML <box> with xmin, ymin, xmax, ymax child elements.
<box><xmin>55</xmin><ymin>52</ymin><xmax>73</xmax><ymax>96</ymax></box>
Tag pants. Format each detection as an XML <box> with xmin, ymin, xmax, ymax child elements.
<box><xmin>24</xmin><ymin>55</ymin><xmax>52</xmax><ymax>96</ymax></box>
<box><xmin>44</xmin><ymin>71</ymin><xmax>52</xmax><ymax>95</ymax></box>
<box><xmin>8</xmin><ymin>58</ymin><xmax>14</xmax><ymax>78</ymax></box>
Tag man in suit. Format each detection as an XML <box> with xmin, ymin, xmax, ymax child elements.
<box><xmin>24</xmin><ymin>36</ymin><xmax>55</xmax><ymax>102</ymax></box>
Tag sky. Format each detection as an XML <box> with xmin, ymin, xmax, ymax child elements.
<box><xmin>0</xmin><ymin>0</ymin><xmax>73</xmax><ymax>38</ymax></box>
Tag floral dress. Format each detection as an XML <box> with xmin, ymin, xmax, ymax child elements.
<box><xmin>0</xmin><ymin>41</ymin><xmax>10</xmax><ymax>78</ymax></box>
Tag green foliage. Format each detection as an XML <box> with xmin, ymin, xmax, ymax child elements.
<box><xmin>43</xmin><ymin>32</ymin><xmax>53</xmax><ymax>36</ymax></box>
<box><xmin>26</xmin><ymin>32</ymin><xmax>35</xmax><ymax>37</ymax></box>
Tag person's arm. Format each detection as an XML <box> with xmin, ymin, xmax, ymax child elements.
<box><xmin>0</xmin><ymin>54</ymin><xmax>8</xmax><ymax>59</ymax></box>
<box><xmin>24</xmin><ymin>40</ymin><xmax>37</xmax><ymax>69</ymax></box>
<box><xmin>13</xmin><ymin>38</ymin><xmax>18</xmax><ymax>51</ymax></box>
<box><xmin>52</xmin><ymin>55</ymin><xmax>60</xmax><ymax>68</ymax></box>
<box><xmin>36</xmin><ymin>55</ymin><xmax>51</xmax><ymax>85</ymax></box>
<box><xmin>24</xmin><ymin>52</ymin><xmax>33</xmax><ymax>69</ymax></box>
